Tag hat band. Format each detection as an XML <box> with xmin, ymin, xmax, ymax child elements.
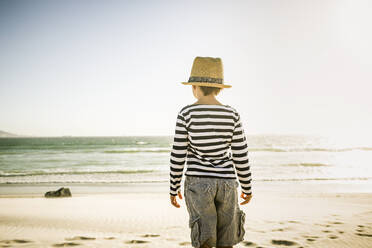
<box><xmin>188</xmin><ymin>76</ymin><xmax>223</xmax><ymax>84</ymax></box>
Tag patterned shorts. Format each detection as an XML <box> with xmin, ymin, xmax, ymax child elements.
<box><xmin>184</xmin><ymin>175</ymin><xmax>246</xmax><ymax>248</ymax></box>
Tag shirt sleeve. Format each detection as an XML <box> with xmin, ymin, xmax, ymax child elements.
<box><xmin>169</xmin><ymin>111</ymin><xmax>188</xmax><ymax>196</ymax></box>
<box><xmin>231</xmin><ymin>112</ymin><xmax>252</xmax><ymax>195</ymax></box>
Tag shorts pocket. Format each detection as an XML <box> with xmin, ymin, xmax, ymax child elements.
<box><xmin>186</xmin><ymin>182</ymin><xmax>210</xmax><ymax>194</ymax></box>
<box><xmin>237</xmin><ymin>210</ymin><xmax>246</xmax><ymax>241</ymax></box>
<box><xmin>189</xmin><ymin>216</ymin><xmax>201</xmax><ymax>247</ymax></box>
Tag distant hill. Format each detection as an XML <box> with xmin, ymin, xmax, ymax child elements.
<box><xmin>0</xmin><ymin>130</ymin><xmax>19</xmax><ymax>137</ymax></box>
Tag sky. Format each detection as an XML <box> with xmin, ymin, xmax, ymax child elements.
<box><xmin>0</xmin><ymin>0</ymin><xmax>371</xmax><ymax>138</ymax></box>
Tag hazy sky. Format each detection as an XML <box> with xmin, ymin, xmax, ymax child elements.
<box><xmin>0</xmin><ymin>0</ymin><xmax>371</xmax><ymax>137</ymax></box>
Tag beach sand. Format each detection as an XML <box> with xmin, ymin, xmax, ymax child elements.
<box><xmin>0</xmin><ymin>180</ymin><xmax>371</xmax><ymax>248</ymax></box>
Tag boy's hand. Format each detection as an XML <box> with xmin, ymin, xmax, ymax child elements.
<box><xmin>240</xmin><ymin>192</ymin><xmax>252</xmax><ymax>205</ymax></box>
<box><xmin>170</xmin><ymin>191</ymin><xmax>183</xmax><ymax>208</ymax></box>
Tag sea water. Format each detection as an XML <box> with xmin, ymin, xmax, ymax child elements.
<box><xmin>0</xmin><ymin>135</ymin><xmax>371</xmax><ymax>185</ymax></box>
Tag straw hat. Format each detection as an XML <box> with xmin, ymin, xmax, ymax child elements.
<box><xmin>182</xmin><ymin>56</ymin><xmax>231</xmax><ymax>88</ymax></box>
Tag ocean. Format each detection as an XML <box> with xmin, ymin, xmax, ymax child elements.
<box><xmin>0</xmin><ymin>135</ymin><xmax>372</xmax><ymax>185</ymax></box>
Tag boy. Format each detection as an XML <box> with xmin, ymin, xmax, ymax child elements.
<box><xmin>169</xmin><ymin>57</ymin><xmax>253</xmax><ymax>248</ymax></box>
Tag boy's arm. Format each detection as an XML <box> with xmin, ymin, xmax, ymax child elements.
<box><xmin>169</xmin><ymin>112</ymin><xmax>188</xmax><ymax>196</ymax></box>
<box><xmin>231</xmin><ymin>112</ymin><xmax>252</xmax><ymax>195</ymax></box>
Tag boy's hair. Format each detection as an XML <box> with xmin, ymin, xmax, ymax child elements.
<box><xmin>199</xmin><ymin>86</ymin><xmax>222</xmax><ymax>96</ymax></box>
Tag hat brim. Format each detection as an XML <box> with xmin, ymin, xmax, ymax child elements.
<box><xmin>181</xmin><ymin>82</ymin><xmax>231</xmax><ymax>88</ymax></box>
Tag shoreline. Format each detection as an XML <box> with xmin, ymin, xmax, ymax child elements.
<box><xmin>1</xmin><ymin>178</ymin><xmax>372</xmax><ymax>198</ymax></box>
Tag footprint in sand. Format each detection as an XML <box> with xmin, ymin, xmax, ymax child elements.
<box><xmin>322</xmin><ymin>230</ymin><xmax>331</xmax><ymax>233</ymax></box>
<box><xmin>316</xmin><ymin>223</ymin><xmax>332</xmax><ymax>227</ymax></box>
<box><xmin>303</xmin><ymin>235</ymin><xmax>319</xmax><ymax>239</ymax></box>
<box><xmin>65</xmin><ymin>236</ymin><xmax>96</xmax><ymax>241</ymax></box>
<box><xmin>303</xmin><ymin>235</ymin><xmax>319</xmax><ymax>238</ymax></box>
<box><xmin>241</xmin><ymin>240</ymin><xmax>256</xmax><ymax>246</ymax></box>
<box><xmin>328</xmin><ymin>221</ymin><xmax>343</xmax><ymax>225</ymax></box>
<box><xmin>53</xmin><ymin>242</ymin><xmax>81</xmax><ymax>247</ymax></box>
<box><xmin>0</xmin><ymin>239</ymin><xmax>33</xmax><ymax>244</ymax></box>
<box><xmin>141</xmin><ymin>234</ymin><xmax>160</xmax><ymax>238</ymax></box>
<box><xmin>303</xmin><ymin>235</ymin><xmax>319</xmax><ymax>242</ymax></box>
<box><xmin>179</xmin><ymin>241</ymin><xmax>191</xmax><ymax>246</ymax></box>
<box><xmin>271</xmin><ymin>228</ymin><xmax>285</xmax><ymax>232</ymax></box>
<box><xmin>15</xmin><ymin>239</ymin><xmax>33</xmax><ymax>243</ymax></box>
<box><xmin>328</xmin><ymin>235</ymin><xmax>338</xmax><ymax>239</ymax></box>
<box><xmin>0</xmin><ymin>239</ymin><xmax>33</xmax><ymax>247</ymax></box>
<box><xmin>355</xmin><ymin>233</ymin><xmax>372</xmax><ymax>237</ymax></box>
<box><xmin>125</xmin><ymin>240</ymin><xmax>149</xmax><ymax>244</ymax></box>
<box><xmin>288</xmin><ymin>220</ymin><xmax>300</xmax><ymax>224</ymax></box>
<box><xmin>271</xmin><ymin>239</ymin><xmax>298</xmax><ymax>246</ymax></box>
<box><xmin>104</xmin><ymin>237</ymin><xmax>116</xmax><ymax>240</ymax></box>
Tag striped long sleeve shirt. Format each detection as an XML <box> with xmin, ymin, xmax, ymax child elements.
<box><xmin>169</xmin><ymin>104</ymin><xmax>252</xmax><ymax>196</ymax></box>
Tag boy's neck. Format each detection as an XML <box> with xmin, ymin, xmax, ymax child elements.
<box><xmin>194</xmin><ymin>95</ymin><xmax>223</xmax><ymax>105</ymax></box>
